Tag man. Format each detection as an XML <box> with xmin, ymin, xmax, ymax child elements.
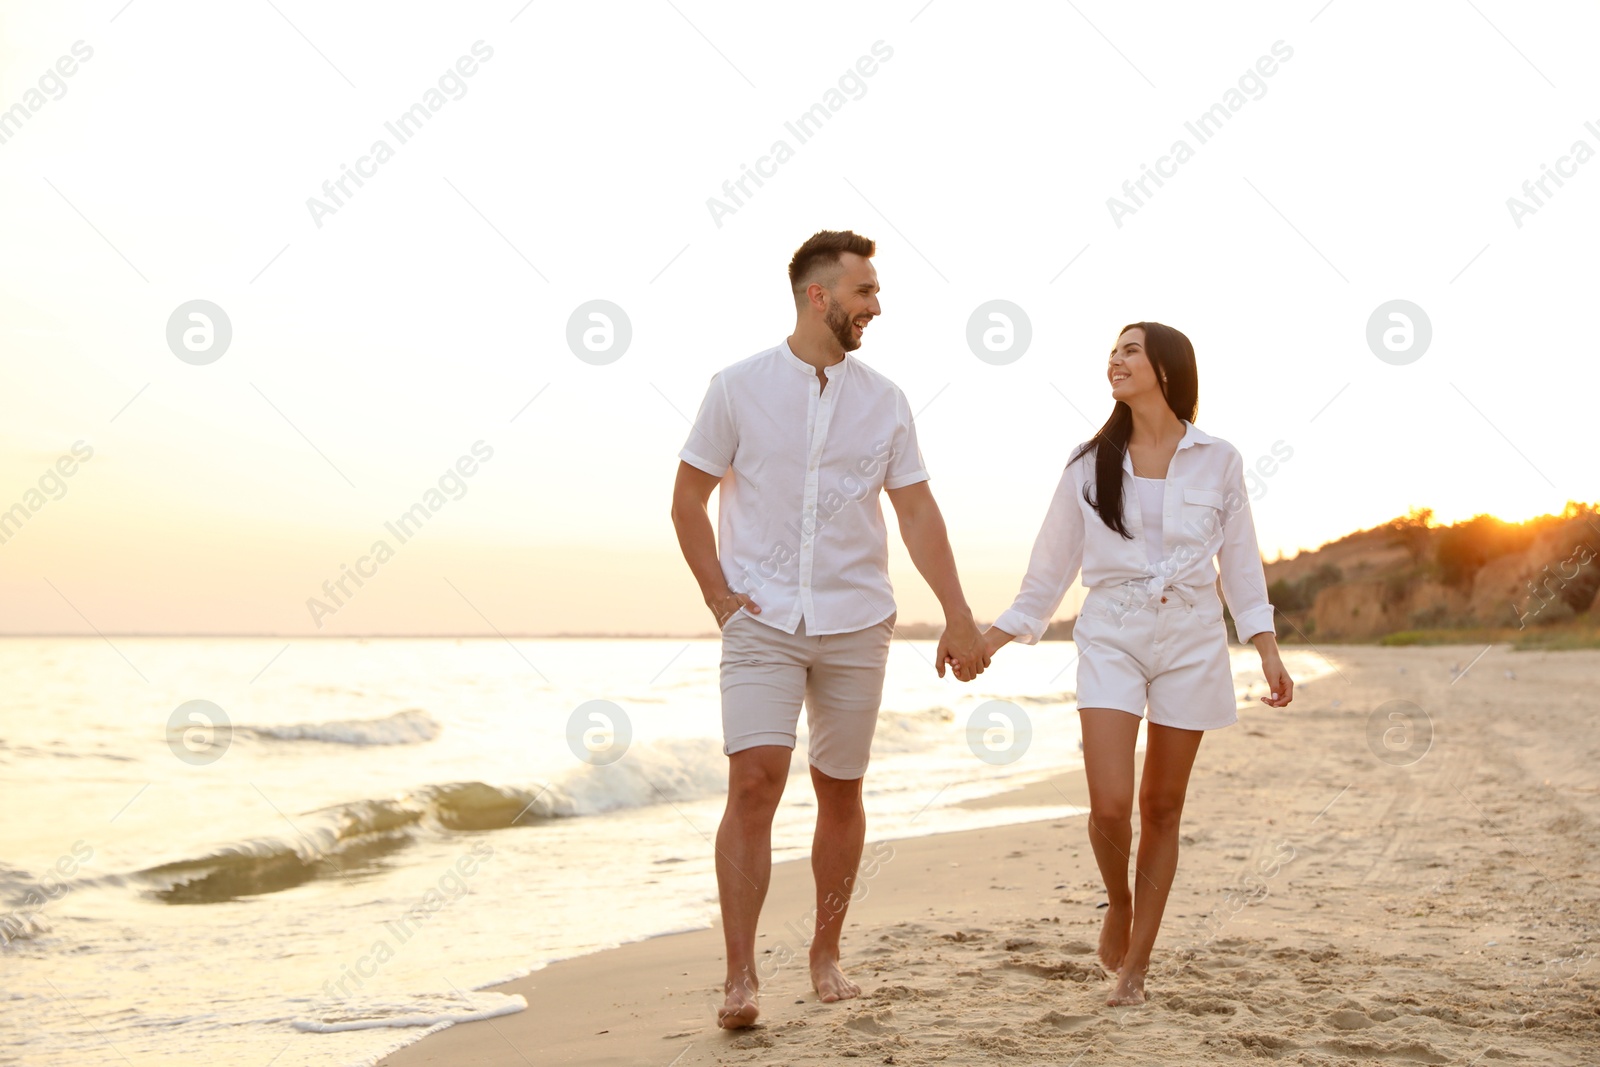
<box><xmin>671</xmin><ymin>229</ymin><xmax>988</xmax><ymax>1029</ymax></box>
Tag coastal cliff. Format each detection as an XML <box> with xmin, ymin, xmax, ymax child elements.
<box><xmin>1257</xmin><ymin>503</ymin><xmax>1600</xmax><ymax>643</ymax></box>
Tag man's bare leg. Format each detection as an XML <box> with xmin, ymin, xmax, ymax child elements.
<box><xmin>807</xmin><ymin>764</ymin><xmax>865</xmax><ymax>1001</ymax></box>
<box><xmin>1110</xmin><ymin>722</ymin><xmax>1204</xmax><ymax>1006</ymax></box>
<box><xmin>715</xmin><ymin>746</ymin><xmax>791</xmax><ymax>1028</ymax></box>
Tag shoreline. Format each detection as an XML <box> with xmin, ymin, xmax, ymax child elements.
<box><xmin>379</xmin><ymin>643</ymin><xmax>1600</xmax><ymax>1066</ymax></box>
<box><xmin>378</xmin><ymin>767</ymin><xmax>1094</xmax><ymax>1067</ymax></box>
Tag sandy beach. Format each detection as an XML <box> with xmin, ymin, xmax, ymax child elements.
<box><xmin>380</xmin><ymin>643</ymin><xmax>1599</xmax><ymax>1066</ymax></box>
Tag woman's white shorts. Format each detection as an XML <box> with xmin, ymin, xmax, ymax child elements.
<box><xmin>1072</xmin><ymin>581</ymin><xmax>1239</xmax><ymax>731</ymax></box>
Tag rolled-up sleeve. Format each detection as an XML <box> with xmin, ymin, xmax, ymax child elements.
<box><xmin>1218</xmin><ymin>448</ymin><xmax>1276</xmax><ymax>641</ymax></box>
<box><xmin>992</xmin><ymin>461</ymin><xmax>1087</xmax><ymax>645</ymax></box>
<box><xmin>678</xmin><ymin>372</ymin><xmax>737</xmax><ymax>477</ymax></box>
<box><xmin>883</xmin><ymin>387</ymin><xmax>929</xmax><ymax>489</ymax></box>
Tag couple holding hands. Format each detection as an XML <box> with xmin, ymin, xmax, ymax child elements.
<box><xmin>670</xmin><ymin>229</ymin><xmax>1295</xmax><ymax>1027</ymax></box>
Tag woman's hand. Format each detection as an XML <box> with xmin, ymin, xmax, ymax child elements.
<box><xmin>1248</xmin><ymin>631</ymin><xmax>1293</xmax><ymax>706</ymax></box>
<box><xmin>982</xmin><ymin>626</ymin><xmax>1013</xmax><ymax>660</ymax></box>
<box><xmin>1259</xmin><ymin>651</ymin><xmax>1293</xmax><ymax>707</ymax></box>
<box><xmin>1254</xmin><ymin>659</ymin><xmax>1292</xmax><ymax>710</ymax></box>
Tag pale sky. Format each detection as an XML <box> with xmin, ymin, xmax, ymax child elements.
<box><xmin>1</xmin><ymin>0</ymin><xmax>1595</xmax><ymax>635</ymax></box>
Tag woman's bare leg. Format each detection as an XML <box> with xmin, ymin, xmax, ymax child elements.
<box><xmin>1110</xmin><ymin>721</ymin><xmax>1205</xmax><ymax>1006</ymax></box>
<box><xmin>1077</xmin><ymin>708</ymin><xmax>1142</xmax><ymax>973</ymax></box>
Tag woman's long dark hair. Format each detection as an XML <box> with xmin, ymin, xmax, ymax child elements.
<box><xmin>1068</xmin><ymin>321</ymin><xmax>1199</xmax><ymax>539</ymax></box>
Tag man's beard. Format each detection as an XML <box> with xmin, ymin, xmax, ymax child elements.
<box><xmin>825</xmin><ymin>300</ymin><xmax>861</xmax><ymax>352</ymax></box>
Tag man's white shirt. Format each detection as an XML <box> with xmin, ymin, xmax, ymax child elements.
<box><xmin>992</xmin><ymin>420</ymin><xmax>1277</xmax><ymax>644</ymax></box>
<box><xmin>679</xmin><ymin>339</ymin><xmax>927</xmax><ymax>636</ymax></box>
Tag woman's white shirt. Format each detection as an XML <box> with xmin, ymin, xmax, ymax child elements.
<box><xmin>1133</xmin><ymin>475</ymin><xmax>1164</xmax><ymax>565</ymax></box>
<box><xmin>992</xmin><ymin>420</ymin><xmax>1276</xmax><ymax>645</ymax></box>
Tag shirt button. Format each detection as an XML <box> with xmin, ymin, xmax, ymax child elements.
<box><xmin>1160</xmin><ymin>596</ymin><xmax>1168</xmax><ymax>603</ymax></box>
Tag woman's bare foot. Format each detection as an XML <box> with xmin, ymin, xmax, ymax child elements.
<box><xmin>1098</xmin><ymin>901</ymin><xmax>1133</xmax><ymax>972</ymax></box>
<box><xmin>1106</xmin><ymin>962</ymin><xmax>1147</xmax><ymax>1006</ymax></box>
<box><xmin>718</xmin><ymin>976</ymin><xmax>760</xmax><ymax>1029</ymax></box>
<box><xmin>809</xmin><ymin>955</ymin><xmax>861</xmax><ymax>1003</ymax></box>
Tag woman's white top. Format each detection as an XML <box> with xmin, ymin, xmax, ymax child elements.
<box><xmin>992</xmin><ymin>420</ymin><xmax>1277</xmax><ymax>644</ymax></box>
<box><xmin>1133</xmin><ymin>475</ymin><xmax>1164</xmax><ymax>565</ymax></box>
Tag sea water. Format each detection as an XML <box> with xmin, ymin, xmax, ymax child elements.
<box><xmin>0</xmin><ymin>635</ymin><xmax>1327</xmax><ymax>1065</ymax></box>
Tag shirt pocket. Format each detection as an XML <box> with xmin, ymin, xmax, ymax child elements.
<box><xmin>1180</xmin><ymin>487</ymin><xmax>1226</xmax><ymax>544</ymax></box>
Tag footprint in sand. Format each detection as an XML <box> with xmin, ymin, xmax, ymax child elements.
<box><xmin>871</xmin><ymin>984</ymin><xmax>946</xmax><ymax>1003</ymax></box>
<box><xmin>843</xmin><ymin>1009</ymin><xmax>896</xmax><ymax>1034</ymax></box>
<box><xmin>1038</xmin><ymin>1010</ymin><xmax>1098</xmax><ymax>1033</ymax></box>
<box><xmin>1317</xmin><ymin>1038</ymin><xmax>1448</xmax><ymax>1063</ymax></box>
<box><xmin>1164</xmin><ymin>994</ymin><xmax>1238</xmax><ymax>1016</ymax></box>
<box><xmin>1232</xmin><ymin>1031</ymin><xmax>1299</xmax><ymax>1054</ymax></box>
<box><xmin>1003</xmin><ymin>958</ymin><xmax>1103</xmax><ymax>981</ymax></box>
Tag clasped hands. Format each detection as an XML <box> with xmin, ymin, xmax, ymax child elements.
<box><xmin>937</xmin><ymin>614</ymin><xmax>1013</xmax><ymax>683</ymax></box>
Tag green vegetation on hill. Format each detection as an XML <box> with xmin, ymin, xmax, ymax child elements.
<box><xmin>1269</xmin><ymin>562</ymin><xmax>1344</xmax><ymax>617</ymax></box>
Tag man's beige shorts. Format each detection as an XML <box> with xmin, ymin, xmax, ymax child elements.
<box><xmin>718</xmin><ymin>610</ymin><xmax>896</xmax><ymax>780</ymax></box>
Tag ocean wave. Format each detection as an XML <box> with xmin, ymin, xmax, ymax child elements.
<box><xmin>128</xmin><ymin>786</ymin><xmax>541</xmax><ymax>903</ymax></box>
<box><xmin>6</xmin><ymin>744</ymin><xmax>136</xmax><ymax>762</ymax></box>
<box><xmin>237</xmin><ymin>708</ymin><xmax>442</xmax><ymax>746</ymax></box>
<box><xmin>133</xmin><ymin>830</ymin><xmax>415</xmax><ymax>904</ymax></box>
<box><xmin>882</xmin><ymin>705</ymin><xmax>956</xmax><ymax>721</ymax></box>
<box><xmin>128</xmin><ymin>738</ymin><xmax>732</xmax><ymax>904</ymax></box>
<box><xmin>865</xmin><ymin>705</ymin><xmax>956</xmax><ymax>755</ymax></box>
<box><xmin>0</xmin><ymin>910</ymin><xmax>48</xmax><ymax>945</ymax></box>
<box><xmin>293</xmin><ymin>989</ymin><xmax>526</xmax><ymax>1034</ymax></box>
<box><xmin>557</xmin><ymin>736</ymin><xmax>728</xmax><ymax>815</ymax></box>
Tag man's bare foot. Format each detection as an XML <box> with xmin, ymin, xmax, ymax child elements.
<box><xmin>1098</xmin><ymin>901</ymin><xmax>1133</xmax><ymax>972</ymax></box>
<box><xmin>1106</xmin><ymin>963</ymin><xmax>1147</xmax><ymax>1007</ymax></box>
<box><xmin>718</xmin><ymin>977</ymin><xmax>760</xmax><ymax>1029</ymax></box>
<box><xmin>809</xmin><ymin>956</ymin><xmax>861</xmax><ymax>1003</ymax></box>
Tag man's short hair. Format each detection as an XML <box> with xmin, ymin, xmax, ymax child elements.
<box><xmin>788</xmin><ymin>229</ymin><xmax>875</xmax><ymax>299</ymax></box>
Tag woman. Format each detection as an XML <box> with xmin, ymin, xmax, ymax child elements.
<box><xmin>973</xmin><ymin>321</ymin><xmax>1293</xmax><ymax>1006</ymax></box>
